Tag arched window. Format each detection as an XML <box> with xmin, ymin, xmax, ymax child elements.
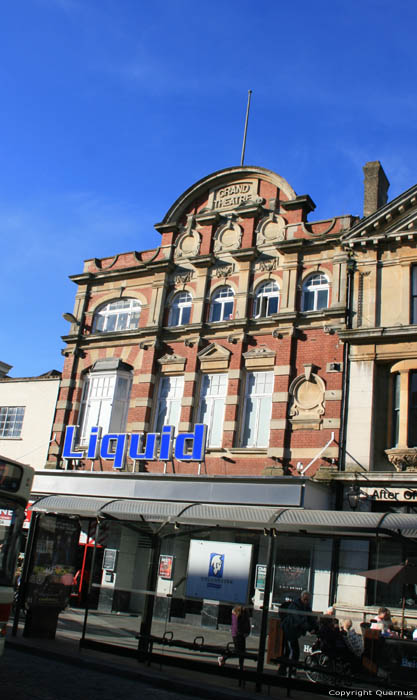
<box><xmin>168</xmin><ymin>291</ymin><xmax>192</xmax><ymax>327</ymax></box>
<box><xmin>253</xmin><ymin>281</ymin><xmax>280</xmax><ymax>318</ymax></box>
<box><xmin>92</xmin><ymin>299</ymin><xmax>141</xmax><ymax>333</ymax></box>
<box><xmin>301</xmin><ymin>274</ymin><xmax>329</xmax><ymax>312</ymax></box>
<box><xmin>209</xmin><ymin>286</ymin><xmax>234</xmax><ymax>322</ymax></box>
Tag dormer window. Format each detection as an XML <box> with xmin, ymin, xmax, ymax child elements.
<box><xmin>301</xmin><ymin>274</ymin><xmax>329</xmax><ymax>312</ymax></box>
<box><xmin>209</xmin><ymin>286</ymin><xmax>234</xmax><ymax>322</ymax></box>
<box><xmin>92</xmin><ymin>299</ymin><xmax>141</xmax><ymax>333</ymax></box>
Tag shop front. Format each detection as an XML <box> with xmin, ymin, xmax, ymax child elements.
<box><xmin>12</xmin><ymin>470</ymin><xmax>417</xmax><ymax>687</ymax></box>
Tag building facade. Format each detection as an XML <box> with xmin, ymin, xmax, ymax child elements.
<box><xmin>48</xmin><ymin>166</ymin><xmax>354</xmax><ymax>477</ymax></box>
<box><xmin>0</xmin><ymin>363</ymin><xmax>61</xmax><ymax>470</ymax></box>
<box><xmin>21</xmin><ymin>164</ymin><xmax>417</xmax><ymax>678</ymax></box>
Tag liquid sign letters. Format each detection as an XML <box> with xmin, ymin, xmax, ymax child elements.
<box><xmin>62</xmin><ymin>424</ymin><xmax>207</xmax><ymax>469</ymax></box>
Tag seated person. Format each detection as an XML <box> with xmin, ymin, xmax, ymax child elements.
<box><xmin>342</xmin><ymin>618</ymin><xmax>364</xmax><ymax>657</ymax></box>
<box><xmin>370</xmin><ymin>607</ymin><xmax>392</xmax><ymax>632</ymax></box>
<box><xmin>318</xmin><ymin>615</ymin><xmax>347</xmax><ymax>657</ymax></box>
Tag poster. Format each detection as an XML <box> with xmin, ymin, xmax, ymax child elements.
<box><xmin>159</xmin><ymin>555</ymin><xmax>174</xmax><ymax>579</ymax></box>
<box><xmin>26</xmin><ymin>514</ymin><xmax>80</xmax><ymax>609</ymax></box>
<box><xmin>186</xmin><ymin>540</ymin><xmax>252</xmax><ymax>604</ymax></box>
<box><xmin>272</xmin><ymin>564</ymin><xmax>310</xmax><ymax>603</ymax></box>
<box><xmin>255</xmin><ymin>564</ymin><xmax>267</xmax><ymax>591</ymax></box>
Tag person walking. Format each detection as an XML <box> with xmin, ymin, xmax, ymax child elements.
<box><xmin>218</xmin><ymin>605</ymin><xmax>251</xmax><ymax>674</ymax></box>
<box><xmin>278</xmin><ymin>591</ymin><xmax>316</xmax><ymax>678</ymax></box>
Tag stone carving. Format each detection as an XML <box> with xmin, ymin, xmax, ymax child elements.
<box><xmin>210</xmin><ymin>260</ymin><xmax>234</xmax><ymax>279</ymax></box>
<box><xmin>255</xmin><ymin>255</ymin><xmax>279</xmax><ymax>272</ymax></box>
<box><xmin>171</xmin><ymin>268</ymin><xmax>194</xmax><ymax>286</ymax></box>
<box><xmin>256</xmin><ymin>213</ymin><xmax>286</xmax><ymax>247</ymax></box>
<box><xmin>385</xmin><ymin>448</ymin><xmax>417</xmax><ymax>472</ymax></box>
<box><xmin>157</xmin><ymin>353</ymin><xmax>186</xmax><ymax>365</ymax></box>
<box><xmin>289</xmin><ymin>368</ymin><xmax>325</xmax><ymax>429</ymax></box>
<box><xmin>213</xmin><ymin>217</ymin><xmax>242</xmax><ymax>254</ymax></box>
<box><xmin>174</xmin><ymin>214</ymin><xmax>201</xmax><ymax>259</ymax></box>
<box><xmin>208</xmin><ymin>181</ymin><xmax>258</xmax><ymax>211</ymax></box>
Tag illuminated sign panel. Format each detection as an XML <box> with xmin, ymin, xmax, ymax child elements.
<box><xmin>62</xmin><ymin>424</ymin><xmax>207</xmax><ymax>468</ymax></box>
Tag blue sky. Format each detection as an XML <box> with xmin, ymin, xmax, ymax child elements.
<box><xmin>2</xmin><ymin>0</ymin><xmax>417</xmax><ymax>376</ymax></box>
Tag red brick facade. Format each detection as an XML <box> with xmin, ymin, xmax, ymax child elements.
<box><xmin>48</xmin><ymin>166</ymin><xmax>355</xmax><ymax>476</ymax></box>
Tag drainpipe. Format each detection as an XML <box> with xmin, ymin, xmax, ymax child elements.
<box><xmin>338</xmin><ymin>256</ymin><xmax>356</xmax><ymax>472</ymax></box>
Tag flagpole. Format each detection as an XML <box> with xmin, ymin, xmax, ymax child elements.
<box><xmin>240</xmin><ymin>90</ymin><xmax>252</xmax><ymax>166</ymax></box>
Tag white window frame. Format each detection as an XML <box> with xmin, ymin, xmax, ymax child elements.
<box><xmin>92</xmin><ymin>298</ymin><xmax>141</xmax><ymax>333</ymax></box>
<box><xmin>253</xmin><ymin>281</ymin><xmax>280</xmax><ymax>318</ymax></box>
<box><xmin>78</xmin><ymin>369</ymin><xmax>132</xmax><ymax>445</ymax></box>
<box><xmin>0</xmin><ymin>406</ymin><xmax>25</xmax><ymax>438</ymax></box>
<box><xmin>168</xmin><ymin>292</ymin><xmax>192</xmax><ymax>327</ymax></box>
<box><xmin>241</xmin><ymin>371</ymin><xmax>274</xmax><ymax>448</ymax></box>
<box><xmin>209</xmin><ymin>286</ymin><xmax>235</xmax><ymax>322</ymax></box>
<box><xmin>197</xmin><ymin>374</ymin><xmax>228</xmax><ymax>448</ymax></box>
<box><xmin>301</xmin><ymin>274</ymin><xmax>329</xmax><ymax>312</ymax></box>
<box><xmin>154</xmin><ymin>376</ymin><xmax>185</xmax><ymax>434</ymax></box>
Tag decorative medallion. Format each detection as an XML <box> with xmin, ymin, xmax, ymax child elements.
<box><xmin>289</xmin><ymin>369</ymin><xmax>325</xmax><ymax>430</ymax></box>
<box><xmin>174</xmin><ymin>214</ymin><xmax>201</xmax><ymax>259</ymax></box>
<box><xmin>213</xmin><ymin>217</ymin><xmax>242</xmax><ymax>254</ymax></box>
<box><xmin>256</xmin><ymin>213</ymin><xmax>286</xmax><ymax>247</ymax></box>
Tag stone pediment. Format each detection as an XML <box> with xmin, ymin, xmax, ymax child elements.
<box><xmin>243</xmin><ymin>346</ymin><xmax>276</xmax><ymax>370</ymax></box>
<box><xmin>343</xmin><ymin>184</ymin><xmax>417</xmax><ymax>246</ymax></box>
<box><xmin>197</xmin><ymin>343</ymin><xmax>231</xmax><ymax>371</ymax></box>
<box><xmin>157</xmin><ymin>353</ymin><xmax>187</xmax><ymax>374</ymax></box>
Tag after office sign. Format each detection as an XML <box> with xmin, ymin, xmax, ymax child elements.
<box><xmin>186</xmin><ymin>540</ymin><xmax>252</xmax><ymax>604</ymax></box>
<box><xmin>62</xmin><ymin>424</ymin><xmax>207</xmax><ymax>469</ymax></box>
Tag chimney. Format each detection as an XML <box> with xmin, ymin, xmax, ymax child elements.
<box><xmin>363</xmin><ymin>161</ymin><xmax>390</xmax><ymax>218</ymax></box>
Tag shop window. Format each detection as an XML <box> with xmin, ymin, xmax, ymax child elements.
<box><xmin>209</xmin><ymin>286</ymin><xmax>234</xmax><ymax>322</ymax></box>
<box><xmin>253</xmin><ymin>281</ymin><xmax>280</xmax><ymax>318</ymax></box>
<box><xmin>168</xmin><ymin>292</ymin><xmax>192</xmax><ymax>327</ymax></box>
<box><xmin>0</xmin><ymin>406</ymin><xmax>25</xmax><ymax>438</ymax></box>
<box><xmin>241</xmin><ymin>371</ymin><xmax>273</xmax><ymax>448</ymax></box>
<box><xmin>78</xmin><ymin>364</ymin><xmax>132</xmax><ymax>445</ymax></box>
<box><xmin>154</xmin><ymin>376</ymin><xmax>184</xmax><ymax>433</ymax></box>
<box><xmin>92</xmin><ymin>299</ymin><xmax>141</xmax><ymax>333</ymax></box>
<box><xmin>197</xmin><ymin>374</ymin><xmax>228</xmax><ymax>447</ymax></box>
<box><xmin>411</xmin><ymin>266</ymin><xmax>417</xmax><ymax>324</ymax></box>
<box><xmin>301</xmin><ymin>273</ymin><xmax>329</xmax><ymax>312</ymax></box>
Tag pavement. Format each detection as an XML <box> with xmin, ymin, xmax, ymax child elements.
<box><xmin>5</xmin><ymin>607</ymin><xmax>337</xmax><ymax>700</ymax></box>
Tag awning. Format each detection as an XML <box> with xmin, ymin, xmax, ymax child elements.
<box><xmin>31</xmin><ymin>495</ymin><xmax>417</xmax><ymax>539</ymax></box>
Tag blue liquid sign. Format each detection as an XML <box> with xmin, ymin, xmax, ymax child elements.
<box><xmin>62</xmin><ymin>424</ymin><xmax>207</xmax><ymax>469</ymax></box>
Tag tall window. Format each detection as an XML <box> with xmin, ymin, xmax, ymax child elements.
<box><xmin>253</xmin><ymin>281</ymin><xmax>280</xmax><ymax>318</ymax></box>
<box><xmin>391</xmin><ymin>373</ymin><xmax>400</xmax><ymax>447</ymax></box>
<box><xmin>209</xmin><ymin>286</ymin><xmax>234</xmax><ymax>322</ymax></box>
<box><xmin>154</xmin><ymin>376</ymin><xmax>184</xmax><ymax>434</ymax></box>
<box><xmin>241</xmin><ymin>371</ymin><xmax>274</xmax><ymax>448</ymax></box>
<box><xmin>411</xmin><ymin>267</ymin><xmax>417</xmax><ymax>324</ymax></box>
<box><xmin>92</xmin><ymin>299</ymin><xmax>141</xmax><ymax>333</ymax></box>
<box><xmin>0</xmin><ymin>407</ymin><xmax>25</xmax><ymax>438</ymax></box>
<box><xmin>409</xmin><ymin>372</ymin><xmax>417</xmax><ymax>447</ymax></box>
<box><xmin>198</xmin><ymin>374</ymin><xmax>228</xmax><ymax>447</ymax></box>
<box><xmin>168</xmin><ymin>292</ymin><xmax>192</xmax><ymax>327</ymax></box>
<box><xmin>78</xmin><ymin>367</ymin><xmax>132</xmax><ymax>444</ymax></box>
<box><xmin>301</xmin><ymin>274</ymin><xmax>329</xmax><ymax>312</ymax></box>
